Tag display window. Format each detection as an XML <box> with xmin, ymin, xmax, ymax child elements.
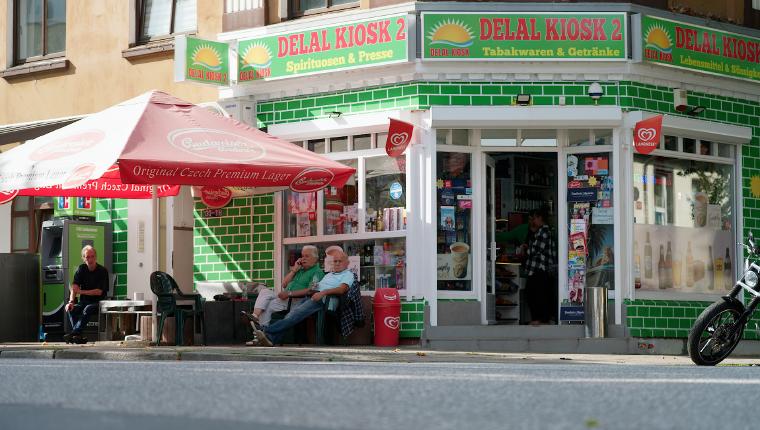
<box><xmin>633</xmin><ymin>141</ymin><xmax>735</xmax><ymax>294</ymax></box>
<box><xmin>282</xmin><ymin>132</ymin><xmax>408</xmax><ymax>293</ymax></box>
<box><xmin>284</xmin><ymin>237</ymin><xmax>405</xmax><ymax>292</ymax></box>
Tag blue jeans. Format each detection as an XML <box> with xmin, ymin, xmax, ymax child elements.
<box><xmin>68</xmin><ymin>303</ymin><xmax>99</xmax><ymax>335</ymax></box>
<box><xmin>264</xmin><ymin>297</ymin><xmax>324</xmax><ymax>344</ymax></box>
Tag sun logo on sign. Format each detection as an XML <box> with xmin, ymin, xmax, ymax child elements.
<box><xmin>428</xmin><ymin>19</ymin><xmax>473</xmax><ymax>47</ymax></box>
<box><xmin>240</xmin><ymin>43</ymin><xmax>272</xmax><ymax>70</ymax></box>
<box><xmin>191</xmin><ymin>44</ymin><xmax>223</xmax><ymax>71</ymax></box>
<box><xmin>751</xmin><ymin>176</ymin><xmax>760</xmax><ymax>198</ymax></box>
<box><xmin>644</xmin><ymin>24</ymin><xmax>673</xmax><ymax>54</ymax></box>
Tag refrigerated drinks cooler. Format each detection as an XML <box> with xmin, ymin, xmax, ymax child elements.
<box><xmin>39</xmin><ymin>219</ymin><xmax>112</xmax><ymax>339</ymax></box>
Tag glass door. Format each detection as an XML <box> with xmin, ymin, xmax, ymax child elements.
<box><xmin>484</xmin><ymin>155</ymin><xmax>496</xmax><ymax>323</ymax></box>
<box><xmin>563</xmin><ymin>146</ymin><xmax>615</xmax><ymax>323</ymax></box>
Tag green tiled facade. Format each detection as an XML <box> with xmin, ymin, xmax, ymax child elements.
<box><xmin>256</xmin><ymin>79</ymin><xmax>760</xmax><ymax>340</ymax></box>
<box><xmin>626</xmin><ymin>299</ymin><xmax>760</xmax><ymax>340</ymax></box>
<box><xmin>96</xmin><ymin>199</ymin><xmax>128</xmax><ymax>298</ymax></box>
<box><xmin>399</xmin><ymin>301</ymin><xmax>425</xmax><ymax>338</ymax></box>
<box><xmin>193</xmin><ymin>195</ymin><xmax>275</xmax><ymax>288</ymax></box>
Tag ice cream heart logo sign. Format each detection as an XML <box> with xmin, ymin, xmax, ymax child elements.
<box><xmin>390</xmin><ymin>132</ymin><xmax>409</xmax><ymax>146</ymax></box>
<box><xmin>637</xmin><ymin>128</ymin><xmax>656</xmax><ymax>142</ymax></box>
<box><xmin>633</xmin><ymin>115</ymin><xmax>663</xmax><ymax>155</ymax></box>
<box><xmin>0</xmin><ymin>190</ymin><xmax>19</xmax><ymax>205</ymax></box>
<box><xmin>385</xmin><ymin>118</ymin><xmax>414</xmax><ymax>158</ymax></box>
<box><xmin>384</xmin><ymin>316</ymin><xmax>400</xmax><ymax>330</ymax></box>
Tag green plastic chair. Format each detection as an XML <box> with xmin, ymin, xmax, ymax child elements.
<box><xmin>149</xmin><ymin>271</ymin><xmax>206</xmax><ymax>346</ymax></box>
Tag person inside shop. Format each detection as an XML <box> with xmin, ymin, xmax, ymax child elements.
<box><xmin>64</xmin><ymin>245</ymin><xmax>109</xmax><ymax>344</ymax></box>
<box><xmin>240</xmin><ymin>245</ymin><xmax>324</xmax><ymax>343</ymax></box>
<box><xmin>252</xmin><ymin>248</ymin><xmax>354</xmax><ymax>347</ymax></box>
<box><xmin>524</xmin><ymin>207</ymin><xmax>557</xmax><ymax>325</ymax></box>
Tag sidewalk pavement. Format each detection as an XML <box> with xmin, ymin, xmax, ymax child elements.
<box><xmin>2</xmin><ymin>341</ymin><xmax>760</xmax><ymax>366</ymax></box>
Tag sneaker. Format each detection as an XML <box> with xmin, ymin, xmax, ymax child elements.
<box><xmin>240</xmin><ymin>311</ymin><xmax>262</xmax><ymax>331</ymax></box>
<box><xmin>63</xmin><ymin>333</ymin><xmax>73</xmax><ymax>344</ymax></box>
<box><xmin>72</xmin><ymin>335</ymin><xmax>88</xmax><ymax>344</ymax></box>
<box><xmin>254</xmin><ymin>329</ymin><xmax>273</xmax><ymax>347</ymax></box>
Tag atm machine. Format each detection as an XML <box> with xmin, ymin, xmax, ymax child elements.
<box><xmin>40</xmin><ymin>218</ymin><xmax>112</xmax><ymax>340</ymax></box>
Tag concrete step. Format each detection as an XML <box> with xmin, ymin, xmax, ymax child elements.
<box><xmin>422</xmin><ymin>324</ymin><xmax>760</xmax><ymax>356</ymax></box>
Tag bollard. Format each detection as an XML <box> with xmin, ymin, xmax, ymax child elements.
<box><xmin>584</xmin><ymin>287</ymin><xmax>607</xmax><ymax>338</ymax></box>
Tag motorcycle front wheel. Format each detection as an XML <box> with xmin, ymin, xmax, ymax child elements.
<box><xmin>687</xmin><ymin>300</ymin><xmax>745</xmax><ymax>366</ymax></box>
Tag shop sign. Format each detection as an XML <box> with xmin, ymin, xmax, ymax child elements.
<box><xmin>54</xmin><ymin>197</ymin><xmax>96</xmax><ymax>218</ymax></box>
<box><xmin>560</xmin><ymin>306</ymin><xmax>585</xmax><ymax>321</ymax></box>
<box><xmin>642</xmin><ymin>15</ymin><xmax>760</xmax><ymax>83</ymax></box>
<box><xmin>421</xmin><ymin>12</ymin><xmax>626</xmax><ymax>60</ymax></box>
<box><xmin>385</xmin><ymin>118</ymin><xmax>414</xmax><ymax>157</ymax></box>
<box><xmin>174</xmin><ymin>36</ymin><xmax>230</xmax><ymax>86</ymax></box>
<box><xmin>633</xmin><ymin>115</ymin><xmax>663</xmax><ymax>155</ymax></box>
<box><xmin>237</xmin><ymin>14</ymin><xmax>409</xmax><ymax>81</ymax></box>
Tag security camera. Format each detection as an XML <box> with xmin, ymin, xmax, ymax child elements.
<box><xmin>588</xmin><ymin>82</ymin><xmax>604</xmax><ymax>100</ymax></box>
<box><xmin>673</xmin><ymin>88</ymin><xmax>688</xmax><ymax>112</ymax></box>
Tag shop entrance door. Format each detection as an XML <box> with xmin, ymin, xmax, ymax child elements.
<box><xmin>484</xmin><ymin>155</ymin><xmax>497</xmax><ymax>324</ymax></box>
<box><xmin>486</xmin><ymin>151</ymin><xmax>559</xmax><ymax>325</ymax></box>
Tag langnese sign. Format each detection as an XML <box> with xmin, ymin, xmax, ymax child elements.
<box><xmin>237</xmin><ymin>14</ymin><xmax>409</xmax><ymax>81</ymax></box>
<box><xmin>421</xmin><ymin>12</ymin><xmax>626</xmax><ymax>61</ymax></box>
<box><xmin>174</xmin><ymin>36</ymin><xmax>230</xmax><ymax>86</ymax></box>
<box><xmin>642</xmin><ymin>15</ymin><xmax>760</xmax><ymax>83</ymax></box>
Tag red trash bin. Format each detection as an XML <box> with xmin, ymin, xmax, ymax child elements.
<box><xmin>373</xmin><ymin>287</ymin><xmax>401</xmax><ymax>347</ymax></box>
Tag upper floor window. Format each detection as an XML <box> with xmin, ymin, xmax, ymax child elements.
<box><xmin>291</xmin><ymin>0</ymin><xmax>357</xmax><ymax>16</ymax></box>
<box><xmin>14</xmin><ymin>0</ymin><xmax>66</xmax><ymax>64</ymax></box>
<box><xmin>138</xmin><ymin>0</ymin><xmax>196</xmax><ymax>42</ymax></box>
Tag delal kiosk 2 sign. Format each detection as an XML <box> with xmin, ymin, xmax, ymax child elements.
<box><xmin>238</xmin><ymin>14</ymin><xmax>409</xmax><ymax>81</ymax></box>
<box><xmin>422</xmin><ymin>12</ymin><xmax>626</xmax><ymax>60</ymax></box>
<box><xmin>642</xmin><ymin>15</ymin><xmax>760</xmax><ymax>83</ymax></box>
<box><xmin>174</xmin><ymin>36</ymin><xmax>230</xmax><ymax>86</ymax></box>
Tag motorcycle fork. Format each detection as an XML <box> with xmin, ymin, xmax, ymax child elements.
<box><xmin>722</xmin><ymin>292</ymin><xmax>760</xmax><ymax>338</ymax></box>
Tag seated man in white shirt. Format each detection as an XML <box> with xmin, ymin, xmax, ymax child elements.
<box><xmin>253</xmin><ymin>249</ymin><xmax>353</xmax><ymax>347</ymax></box>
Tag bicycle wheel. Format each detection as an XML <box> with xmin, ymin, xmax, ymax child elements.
<box><xmin>687</xmin><ymin>300</ymin><xmax>744</xmax><ymax>366</ymax></box>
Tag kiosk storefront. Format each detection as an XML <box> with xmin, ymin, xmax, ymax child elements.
<box><xmin>211</xmin><ymin>3</ymin><xmax>760</xmax><ymax>347</ymax></box>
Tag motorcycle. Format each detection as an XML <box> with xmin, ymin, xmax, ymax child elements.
<box><xmin>688</xmin><ymin>232</ymin><xmax>760</xmax><ymax>365</ymax></box>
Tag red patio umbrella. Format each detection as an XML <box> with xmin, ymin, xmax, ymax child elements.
<box><xmin>0</xmin><ymin>90</ymin><xmax>355</xmax><ymax>192</ymax></box>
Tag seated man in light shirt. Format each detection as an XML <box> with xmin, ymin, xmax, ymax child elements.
<box><xmin>253</xmin><ymin>248</ymin><xmax>353</xmax><ymax>347</ymax></box>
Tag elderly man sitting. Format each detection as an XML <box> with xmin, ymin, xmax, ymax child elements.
<box><xmin>242</xmin><ymin>245</ymin><xmax>323</xmax><ymax>331</ymax></box>
<box><xmin>253</xmin><ymin>248</ymin><xmax>353</xmax><ymax>347</ymax></box>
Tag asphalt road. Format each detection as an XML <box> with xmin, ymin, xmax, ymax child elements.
<box><xmin>1</xmin><ymin>359</ymin><xmax>758</xmax><ymax>430</ymax></box>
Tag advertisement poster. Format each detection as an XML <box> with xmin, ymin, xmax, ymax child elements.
<box><xmin>440</xmin><ymin>206</ymin><xmax>456</xmax><ymax>231</ymax></box>
<box><xmin>288</xmin><ymin>192</ymin><xmax>316</xmax><ymax>214</ymax></box>
<box><xmin>436</xmin><ymin>253</ymin><xmax>472</xmax><ymax>280</ymax></box>
<box><xmin>634</xmin><ymin>224</ymin><xmax>734</xmax><ymax>292</ymax></box>
<box><xmin>296</xmin><ymin>213</ymin><xmax>311</xmax><ymax>237</ymax></box>
<box><xmin>592</xmin><ymin>207</ymin><xmax>613</xmax><ymax>224</ymax></box>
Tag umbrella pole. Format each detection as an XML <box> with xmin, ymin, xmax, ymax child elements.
<box><xmin>151</xmin><ymin>185</ymin><xmax>158</xmax><ymax>344</ymax></box>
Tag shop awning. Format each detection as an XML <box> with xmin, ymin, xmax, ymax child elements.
<box><xmin>0</xmin><ymin>114</ymin><xmax>85</xmax><ymax>147</ymax></box>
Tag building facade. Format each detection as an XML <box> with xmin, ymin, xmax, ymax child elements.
<box><xmin>205</xmin><ymin>1</ymin><xmax>760</xmax><ymax>345</ymax></box>
<box><xmin>1</xmin><ymin>0</ymin><xmax>222</xmax><ymax>299</ymax></box>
